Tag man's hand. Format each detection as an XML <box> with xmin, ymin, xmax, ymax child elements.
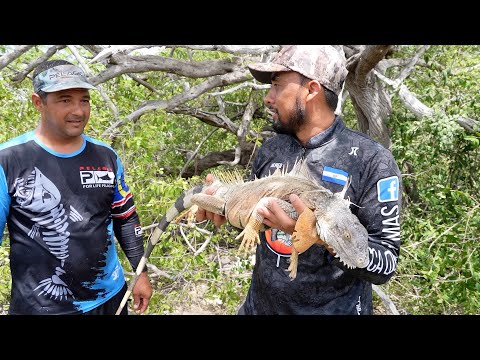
<box><xmin>195</xmin><ymin>173</ymin><xmax>227</xmax><ymax>227</ymax></box>
<box><xmin>132</xmin><ymin>271</ymin><xmax>152</xmax><ymax>314</ymax></box>
<box><xmin>256</xmin><ymin>193</ymin><xmax>333</xmax><ymax>254</ymax></box>
<box><xmin>256</xmin><ymin>193</ymin><xmax>307</xmax><ymax>235</ymax></box>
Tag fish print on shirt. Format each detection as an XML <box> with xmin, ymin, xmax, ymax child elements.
<box><xmin>13</xmin><ymin>167</ymin><xmax>83</xmax><ymax>301</ymax></box>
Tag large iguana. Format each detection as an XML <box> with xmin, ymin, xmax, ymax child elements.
<box><xmin>190</xmin><ymin>160</ymin><xmax>369</xmax><ymax>280</ymax></box>
<box><xmin>115</xmin><ymin>160</ymin><xmax>369</xmax><ymax>314</ymax></box>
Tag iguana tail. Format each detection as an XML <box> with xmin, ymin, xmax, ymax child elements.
<box><xmin>115</xmin><ymin>184</ymin><xmax>206</xmax><ymax>315</ymax></box>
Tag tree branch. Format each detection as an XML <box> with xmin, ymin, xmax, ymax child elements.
<box><xmin>67</xmin><ymin>45</ymin><xmax>120</xmax><ymax>122</ymax></box>
<box><xmin>372</xmin><ymin>284</ymin><xmax>400</xmax><ymax>315</ymax></box>
<box><xmin>218</xmin><ymin>91</ymin><xmax>258</xmax><ymax>166</ymax></box>
<box><xmin>10</xmin><ymin>45</ymin><xmax>66</xmax><ymax>83</ymax></box>
<box><xmin>165</xmin><ymin>45</ymin><xmax>280</xmax><ymax>56</ymax></box>
<box><xmin>90</xmin><ymin>55</ymin><xmax>243</xmax><ymax>85</ymax></box>
<box><xmin>0</xmin><ymin>45</ymin><xmax>34</xmax><ymax>71</ymax></box>
<box><xmin>179</xmin><ymin>128</ymin><xmax>218</xmax><ymax>177</ymax></box>
<box><xmin>395</xmin><ymin>45</ymin><xmax>430</xmax><ymax>85</ymax></box>
<box><xmin>353</xmin><ymin>45</ymin><xmax>393</xmax><ymax>84</ymax></box>
<box><xmin>102</xmin><ymin>70</ymin><xmax>250</xmax><ymax>137</ymax></box>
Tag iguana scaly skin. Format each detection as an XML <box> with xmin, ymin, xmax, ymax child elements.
<box><xmin>115</xmin><ymin>160</ymin><xmax>369</xmax><ymax>313</ymax></box>
<box><xmin>190</xmin><ymin>160</ymin><xmax>369</xmax><ymax>280</ymax></box>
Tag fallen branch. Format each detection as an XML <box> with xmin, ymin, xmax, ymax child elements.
<box><xmin>372</xmin><ymin>284</ymin><xmax>400</xmax><ymax>315</ymax></box>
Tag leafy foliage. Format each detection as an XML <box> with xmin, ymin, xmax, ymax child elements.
<box><xmin>382</xmin><ymin>45</ymin><xmax>480</xmax><ymax>314</ymax></box>
<box><xmin>1</xmin><ymin>45</ymin><xmax>479</xmax><ymax>315</ymax></box>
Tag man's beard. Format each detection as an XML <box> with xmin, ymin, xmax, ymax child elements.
<box><xmin>272</xmin><ymin>99</ymin><xmax>306</xmax><ymax>135</ymax></box>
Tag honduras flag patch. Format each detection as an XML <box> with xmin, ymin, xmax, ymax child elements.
<box><xmin>322</xmin><ymin>166</ymin><xmax>348</xmax><ymax>186</ymax></box>
<box><xmin>377</xmin><ymin>176</ymin><xmax>399</xmax><ymax>202</ymax></box>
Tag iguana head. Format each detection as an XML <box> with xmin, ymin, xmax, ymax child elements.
<box><xmin>314</xmin><ymin>194</ymin><xmax>369</xmax><ymax>269</ymax></box>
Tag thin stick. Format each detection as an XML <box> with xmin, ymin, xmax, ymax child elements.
<box><xmin>115</xmin><ymin>231</ymin><xmax>171</xmax><ymax>315</ymax></box>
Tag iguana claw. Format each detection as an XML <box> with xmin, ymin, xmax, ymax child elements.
<box><xmin>236</xmin><ymin>227</ymin><xmax>260</xmax><ymax>256</ymax></box>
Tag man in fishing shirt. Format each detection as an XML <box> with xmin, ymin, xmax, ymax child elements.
<box><xmin>0</xmin><ymin>59</ymin><xmax>152</xmax><ymax>315</ymax></box>
<box><xmin>196</xmin><ymin>45</ymin><xmax>402</xmax><ymax>315</ymax></box>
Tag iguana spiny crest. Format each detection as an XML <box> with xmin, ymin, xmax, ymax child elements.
<box><xmin>191</xmin><ymin>160</ymin><xmax>369</xmax><ymax>279</ymax></box>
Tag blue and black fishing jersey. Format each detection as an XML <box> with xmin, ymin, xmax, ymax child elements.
<box><xmin>0</xmin><ymin>131</ymin><xmax>144</xmax><ymax>314</ymax></box>
<box><xmin>242</xmin><ymin>116</ymin><xmax>402</xmax><ymax>315</ymax></box>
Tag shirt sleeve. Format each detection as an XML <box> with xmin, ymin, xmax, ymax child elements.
<box><xmin>333</xmin><ymin>149</ymin><xmax>402</xmax><ymax>284</ymax></box>
<box><xmin>113</xmin><ymin>212</ymin><xmax>146</xmax><ymax>272</ymax></box>
<box><xmin>0</xmin><ymin>166</ymin><xmax>11</xmax><ymax>245</ymax></box>
<box><xmin>111</xmin><ymin>157</ymin><xmax>145</xmax><ymax>271</ymax></box>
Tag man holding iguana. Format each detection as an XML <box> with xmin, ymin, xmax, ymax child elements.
<box><xmin>196</xmin><ymin>45</ymin><xmax>402</xmax><ymax>315</ymax></box>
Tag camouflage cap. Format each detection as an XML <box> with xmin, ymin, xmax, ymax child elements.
<box><xmin>247</xmin><ymin>45</ymin><xmax>348</xmax><ymax>96</ymax></box>
<box><xmin>33</xmin><ymin>64</ymin><xmax>96</xmax><ymax>93</ymax></box>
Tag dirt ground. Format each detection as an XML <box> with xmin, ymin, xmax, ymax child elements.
<box><xmin>164</xmin><ymin>279</ymin><xmax>399</xmax><ymax>315</ymax></box>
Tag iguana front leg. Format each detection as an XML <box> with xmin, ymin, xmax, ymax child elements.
<box><xmin>235</xmin><ymin>198</ymin><xmax>270</xmax><ymax>256</ymax></box>
<box><xmin>289</xmin><ymin>207</ymin><xmax>322</xmax><ymax>280</ymax></box>
<box><xmin>292</xmin><ymin>207</ymin><xmax>320</xmax><ymax>252</ymax></box>
<box><xmin>236</xmin><ymin>197</ymin><xmax>297</xmax><ymax>256</ymax></box>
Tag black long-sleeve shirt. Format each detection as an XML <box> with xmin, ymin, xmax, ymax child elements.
<box><xmin>0</xmin><ymin>131</ymin><xmax>145</xmax><ymax>314</ymax></box>
<box><xmin>242</xmin><ymin>116</ymin><xmax>402</xmax><ymax>315</ymax></box>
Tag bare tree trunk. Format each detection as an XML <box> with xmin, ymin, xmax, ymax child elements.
<box><xmin>345</xmin><ymin>45</ymin><xmax>393</xmax><ymax>149</ymax></box>
<box><xmin>347</xmin><ymin>79</ymin><xmax>392</xmax><ymax>148</ymax></box>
